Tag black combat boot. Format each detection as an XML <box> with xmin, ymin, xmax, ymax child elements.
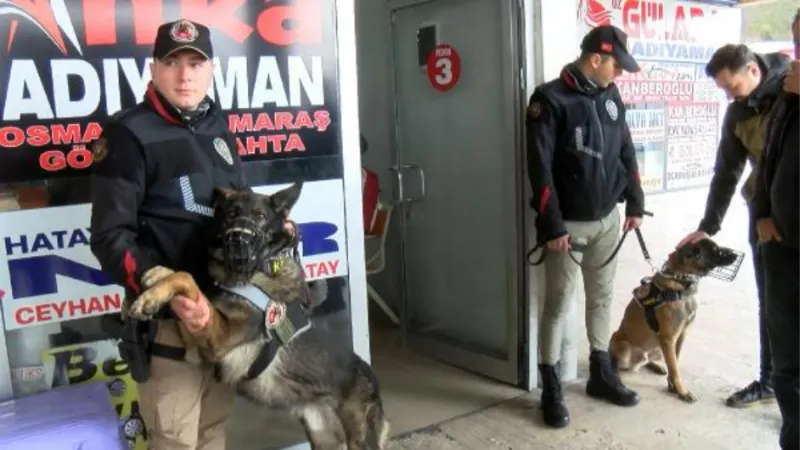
<box><xmin>539</xmin><ymin>363</ymin><xmax>570</xmax><ymax>428</ymax></box>
<box><xmin>586</xmin><ymin>350</ymin><xmax>640</xmax><ymax>407</ymax></box>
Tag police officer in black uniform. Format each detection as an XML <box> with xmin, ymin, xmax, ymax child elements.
<box><xmin>90</xmin><ymin>19</ymin><xmax>292</xmax><ymax>450</ymax></box>
<box><xmin>526</xmin><ymin>25</ymin><xmax>645</xmax><ymax>429</ymax></box>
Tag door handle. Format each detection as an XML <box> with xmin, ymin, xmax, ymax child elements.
<box><xmin>390</xmin><ymin>164</ymin><xmax>425</xmax><ymax>203</ymax></box>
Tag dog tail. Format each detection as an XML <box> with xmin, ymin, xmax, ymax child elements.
<box><xmin>356</xmin><ymin>358</ymin><xmax>390</xmax><ymax>449</ymax></box>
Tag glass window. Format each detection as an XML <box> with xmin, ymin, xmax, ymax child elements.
<box><xmin>0</xmin><ymin>163</ymin><xmax>353</xmax><ymax>449</ymax></box>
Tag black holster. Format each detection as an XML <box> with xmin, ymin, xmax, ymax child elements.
<box><xmin>103</xmin><ymin>314</ymin><xmax>155</xmax><ymax>383</ymax></box>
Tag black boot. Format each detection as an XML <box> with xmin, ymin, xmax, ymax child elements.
<box><xmin>586</xmin><ymin>350</ymin><xmax>640</xmax><ymax>407</ymax></box>
<box><xmin>539</xmin><ymin>363</ymin><xmax>570</xmax><ymax>428</ymax></box>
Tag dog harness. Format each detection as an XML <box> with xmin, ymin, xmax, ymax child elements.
<box><xmin>219</xmin><ymin>282</ymin><xmax>311</xmax><ymax>380</ymax></box>
<box><xmin>634</xmin><ymin>276</ymin><xmax>684</xmax><ymax>333</ymax></box>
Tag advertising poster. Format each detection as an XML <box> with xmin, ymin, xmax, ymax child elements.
<box><xmin>665</xmin><ymin>103</ymin><xmax>719</xmax><ymax>189</ymax></box>
<box><xmin>0</xmin><ymin>179</ymin><xmax>348</xmax><ymax>331</ymax></box>
<box><xmin>576</xmin><ymin>0</ymin><xmax>741</xmax><ymax>192</ymax></box>
<box><xmin>42</xmin><ymin>340</ymin><xmax>146</xmax><ymax>450</ymax></box>
<box><xmin>0</xmin><ymin>0</ymin><xmax>340</xmax><ymax>183</ymax></box>
<box><xmin>626</xmin><ymin>108</ymin><xmax>666</xmax><ymax>192</ymax></box>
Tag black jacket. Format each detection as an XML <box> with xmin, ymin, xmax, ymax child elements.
<box><xmin>753</xmin><ymin>86</ymin><xmax>799</xmax><ymax>250</ymax></box>
<box><xmin>697</xmin><ymin>53</ymin><xmax>790</xmax><ymax>235</ymax></box>
<box><xmin>90</xmin><ymin>83</ymin><xmax>247</xmax><ymax>296</ymax></box>
<box><xmin>526</xmin><ymin>63</ymin><xmax>645</xmax><ymax>242</ymax></box>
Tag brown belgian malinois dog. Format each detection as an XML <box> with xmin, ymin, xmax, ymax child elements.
<box><xmin>127</xmin><ymin>182</ymin><xmax>390</xmax><ymax>450</ymax></box>
<box><xmin>609</xmin><ymin>238</ymin><xmax>740</xmax><ymax>403</ymax></box>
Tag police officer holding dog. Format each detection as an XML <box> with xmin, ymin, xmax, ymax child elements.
<box><xmin>526</xmin><ymin>25</ymin><xmax>645</xmax><ymax>429</ymax></box>
<box><xmin>90</xmin><ymin>19</ymin><xmax>293</xmax><ymax>449</ymax></box>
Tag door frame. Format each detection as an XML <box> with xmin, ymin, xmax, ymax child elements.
<box><xmin>387</xmin><ymin>0</ymin><xmax>530</xmax><ymax>385</ymax></box>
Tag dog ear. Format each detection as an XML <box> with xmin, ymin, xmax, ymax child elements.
<box><xmin>269</xmin><ymin>182</ymin><xmax>303</xmax><ymax>217</ymax></box>
<box><xmin>213</xmin><ymin>187</ymin><xmax>237</xmax><ymax>205</ymax></box>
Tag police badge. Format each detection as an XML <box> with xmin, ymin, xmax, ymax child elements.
<box><xmin>170</xmin><ymin>20</ymin><xmax>198</xmax><ymax>43</ymax></box>
<box><xmin>213</xmin><ymin>137</ymin><xmax>234</xmax><ymax>165</ymax></box>
<box><xmin>605</xmin><ymin>99</ymin><xmax>619</xmax><ymax>121</ymax></box>
<box><xmin>91</xmin><ymin>137</ymin><xmax>108</xmax><ymax>163</ymax></box>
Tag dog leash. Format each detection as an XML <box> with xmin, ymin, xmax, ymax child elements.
<box><xmin>526</xmin><ymin>211</ymin><xmax>655</xmax><ymax>271</ymax></box>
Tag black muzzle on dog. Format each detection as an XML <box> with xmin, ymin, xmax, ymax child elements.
<box><xmin>223</xmin><ymin>216</ymin><xmax>265</xmax><ymax>273</ymax></box>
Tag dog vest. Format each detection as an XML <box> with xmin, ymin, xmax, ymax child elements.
<box><xmin>634</xmin><ymin>277</ymin><xmax>684</xmax><ymax>333</ymax></box>
<box><xmin>218</xmin><ymin>283</ymin><xmax>310</xmax><ymax>380</ymax></box>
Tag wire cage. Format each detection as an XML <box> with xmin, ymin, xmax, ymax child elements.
<box><xmin>707</xmin><ymin>248</ymin><xmax>746</xmax><ymax>282</ymax></box>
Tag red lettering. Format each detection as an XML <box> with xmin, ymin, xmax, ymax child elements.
<box><xmin>255</xmin><ymin>0</ymin><xmax>323</xmax><ymax>45</ymax></box>
<box><xmin>0</xmin><ymin>126</ymin><xmax>24</xmax><ymax>147</ymax></box>
<box><xmin>284</xmin><ymin>134</ymin><xmax>305</xmax><ymax>152</ymax></box>
<box><xmin>51</xmin><ymin>124</ymin><xmax>83</xmax><ymax>145</ymax></box>
<box><xmin>244</xmin><ymin>135</ymin><xmax>269</xmax><ymax>155</ymax></box>
<box><xmin>40</xmin><ymin>150</ymin><xmax>67</xmax><ymax>171</ymax></box>
<box><xmin>295</xmin><ymin>111</ymin><xmax>314</xmax><ymax>129</ymax></box>
<box><xmin>15</xmin><ymin>307</ymin><xmax>34</xmax><ymax>326</ymax></box>
<box><xmin>304</xmin><ymin>260</ymin><xmax>339</xmax><ymax>278</ymax></box>
<box><xmin>14</xmin><ymin>295</ymin><xmax>121</xmax><ymax>327</ymax></box>
<box><xmin>254</xmin><ymin>113</ymin><xmax>275</xmax><ymax>131</ymax></box>
<box><xmin>26</xmin><ymin>125</ymin><xmax>49</xmax><ymax>146</ymax></box>
<box><xmin>35</xmin><ymin>303</ymin><xmax>52</xmax><ymax>322</ymax></box>
<box><xmin>623</xmin><ymin>1</ymin><xmax>663</xmax><ymax>40</ymax></box>
<box><xmin>275</xmin><ymin>112</ymin><xmax>294</xmax><ymax>130</ymax></box>
<box><xmin>313</xmin><ymin>111</ymin><xmax>331</xmax><ymax>131</ymax></box>
<box><xmin>182</xmin><ymin>0</ymin><xmax>252</xmax><ymax>43</ymax></box>
<box><xmin>83</xmin><ymin>0</ymin><xmax>117</xmax><ymax>46</ymax></box>
<box><xmin>132</xmin><ymin>0</ymin><xmax>163</xmax><ymax>46</ymax></box>
<box><xmin>230</xmin><ymin>113</ymin><xmax>254</xmax><ymax>133</ymax></box>
<box><xmin>68</xmin><ymin>146</ymin><xmax>93</xmax><ymax>169</ymax></box>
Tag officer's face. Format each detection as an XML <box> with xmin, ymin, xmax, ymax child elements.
<box><xmin>712</xmin><ymin>64</ymin><xmax>760</xmax><ymax>101</ymax></box>
<box><xmin>150</xmin><ymin>50</ymin><xmax>214</xmax><ymax>110</ymax></box>
<box><xmin>591</xmin><ymin>54</ymin><xmax>623</xmax><ymax>88</ymax></box>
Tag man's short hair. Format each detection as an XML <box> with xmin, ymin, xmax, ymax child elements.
<box><xmin>704</xmin><ymin>44</ymin><xmax>757</xmax><ymax>78</ymax></box>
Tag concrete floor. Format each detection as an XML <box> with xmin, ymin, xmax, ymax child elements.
<box><xmin>384</xmin><ymin>187</ymin><xmax>783</xmax><ymax>450</ymax></box>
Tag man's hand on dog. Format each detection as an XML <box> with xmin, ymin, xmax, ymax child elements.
<box><xmin>170</xmin><ymin>218</ymin><xmax>297</xmax><ymax>332</ymax></box>
<box><xmin>757</xmin><ymin>218</ymin><xmax>782</xmax><ymax>243</ymax></box>
<box><xmin>171</xmin><ymin>293</ymin><xmax>211</xmax><ymax>332</ymax></box>
<box><xmin>677</xmin><ymin>230</ymin><xmax>709</xmax><ymax>248</ymax></box>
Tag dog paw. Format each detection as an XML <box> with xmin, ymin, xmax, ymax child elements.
<box><xmin>142</xmin><ymin>266</ymin><xmax>175</xmax><ymax>288</ymax></box>
<box><xmin>127</xmin><ymin>293</ymin><xmax>164</xmax><ymax>321</ymax></box>
<box><xmin>645</xmin><ymin>362</ymin><xmax>668</xmax><ymax>375</ymax></box>
<box><xmin>678</xmin><ymin>391</ymin><xmax>698</xmax><ymax>403</ymax></box>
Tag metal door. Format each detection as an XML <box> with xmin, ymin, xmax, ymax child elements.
<box><xmin>390</xmin><ymin>0</ymin><xmax>526</xmax><ymax>384</ymax></box>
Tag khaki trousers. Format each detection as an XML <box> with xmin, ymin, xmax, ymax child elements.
<box><xmin>138</xmin><ymin>319</ymin><xmax>235</xmax><ymax>450</ymax></box>
<box><xmin>540</xmin><ymin>209</ymin><xmax>621</xmax><ymax>365</ymax></box>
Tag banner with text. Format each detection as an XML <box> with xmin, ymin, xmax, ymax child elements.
<box><xmin>0</xmin><ymin>0</ymin><xmax>339</xmax><ymax>182</ymax></box>
<box><xmin>0</xmin><ymin>179</ymin><xmax>348</xmax><ymax>330</ymax></box>
<box><xmin>577</xmin><ymin>0</ymin><xmax>741</xmax><ymax>191</ymax></box>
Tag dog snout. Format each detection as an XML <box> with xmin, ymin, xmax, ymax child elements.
<box><xmin>714</xmin><ymin>248</ymin><xmax>739</xmax><ymax>266</ymax></box>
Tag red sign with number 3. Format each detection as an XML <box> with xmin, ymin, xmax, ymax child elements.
<box><xmin>426</xmin><ymin>44</ymin><xmax>461</xmax><ymax>92</ymax></box>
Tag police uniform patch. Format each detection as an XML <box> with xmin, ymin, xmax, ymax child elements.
<box><xmin>213</xmin><ymin>137</ymin><xmax>233</xmax><ymax>165</ymax></box>
<box><xmin>605</xmin><ymin>99</ymin><xmax>618</xmax><ymax>121</ymax></box>
<box><xmin>170</xmin><ymin>20</ymin><xmax>198</xmax><ymax>43</ymax></box>
<box><xmin>265</xmin><ymin>302</ymin><xmax>287</xmax><ymax>329</ymax></box>
<box><xmin>91</xmin><ymin>137</ymin><xmax>108</xmax><ymax>163</ymax></box>
<box><xmin>528</xmin><ymin>101</ymin><xmax>542</xmax><ymax>119</ymax></box>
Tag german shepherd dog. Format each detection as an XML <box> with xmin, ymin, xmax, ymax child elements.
<box><xmin>126</xmin><ymin>182</ymin><xmax>390</xmax><ymax>450</ymax></box>
<box><xmin>609</xmin><ymin>238</ymin><xmax>739</xmax><ymax>403</ymax></box>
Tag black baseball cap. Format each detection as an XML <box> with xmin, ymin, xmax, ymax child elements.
<box><xmin>153</xmin><ymin>19</ymin><xmax>213</xmax><ymax>60</ymax></box>
<box><xmin>580</xmin><ymin>25</ymin><xmax>640</xmax><ymax>73</ymax></box>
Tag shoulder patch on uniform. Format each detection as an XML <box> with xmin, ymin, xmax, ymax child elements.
<box><xmin>528</xmin><ymin>101</ymin><xmax>543</xmax><ymax>119</ymax></box>
<box><xmin>91</xmin><ymin>137</ymin><xmax>108</xmax><ymax>163</ymax></box>
<box><xmin>213</xmin><ymin>137</ymin><xmax>234</xmax><ymax>165</ymax></box>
